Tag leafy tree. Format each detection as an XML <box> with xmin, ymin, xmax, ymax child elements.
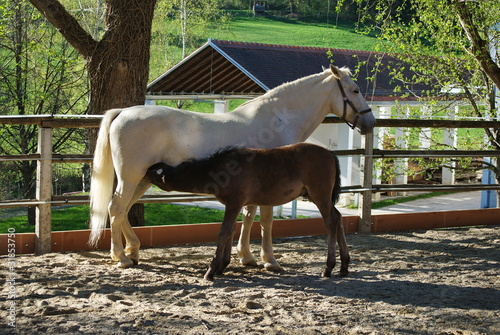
<box><xmin>0</xmin><ymin>0</ymin><xmax>87</xmax><ymax>223</ymax></box>
<box><xmin>150</xmin><ymin>0</ymin><xmax>229</xmax><ymax>75</ymax></box>
<box><xmin>349</xmin><ymin>0</ymin><xmax>500</xmax><ymax>201</ymax></box>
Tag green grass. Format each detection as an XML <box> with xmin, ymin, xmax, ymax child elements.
<box><xmin>213</xmin><ymin>15</ymin><xmax>377</xmax><ymax>50</ymax></box>
<box><xmin>0</xmin><ymin>204</ymin><xmax>253</xmax><ymax>234</ymax></box>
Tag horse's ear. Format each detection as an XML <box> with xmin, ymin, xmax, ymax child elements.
<box><xmin>322</xmin><ymin>65</ymin><xmax>327</xmax><ymax>71</ymax></box>
<box><xmin>330</xmin><ymin>64</ymin><xmax>341</xmax><ymax>79</ymax></box>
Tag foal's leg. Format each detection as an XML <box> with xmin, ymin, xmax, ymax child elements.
<box><xmin>237</xmin><ymin>205</ymin><xmax>258</xmax><ymax>266</ymax></box>
<box><xmin>259</xmin><ymin>206</ymin><xmax>282</xmax><ymax>271</ymax></box>
<box><xmin>205</xmin><ymin>205</ymin><xmax>241</xmax><ymax>280</ymax></box>
<box><xmin>334</xmin><ymin>206</ymin><xmax>350</xmax><ymax>276</ymax></box>
<box><xmin>311</xmin><ymin>196</ymin><xmax>340</xmax><ymax>277</ymax></box>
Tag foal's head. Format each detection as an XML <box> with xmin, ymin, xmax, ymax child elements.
<box><xmin>145</xmin><ymin>163</ymin><xmax>173</xmax><ymax>190</ymax></box>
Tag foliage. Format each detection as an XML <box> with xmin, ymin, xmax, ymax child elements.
<box><xmin>150</xmin><ymin>0</ymin><xmax>231</xmax><ymax>73</ymax></box>
<box><xmin>343</xmin><ymin>0</ymin><xmax>500</xmax><ymax>187</ymax></box>
<box><xmin>0</xmin><ymin>0</ymin><xmax>88</xmax><ymax>201</ymax></box>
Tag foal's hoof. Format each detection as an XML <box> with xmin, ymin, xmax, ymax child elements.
<box><xmin>204</xmin><ymin>271</ymin><xmax>215</xmax><ymax>281</ymax></box>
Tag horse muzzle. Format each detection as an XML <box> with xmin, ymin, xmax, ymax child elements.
<box><xmin>354</xmin><ymin>109</ymin><xmax>376</xmax><ymax>135</ymax></box>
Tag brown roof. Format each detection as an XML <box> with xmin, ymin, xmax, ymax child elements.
<box><xmin>147</xmin><ymin>39</ymin><xmax>429</xmax><ymax>101</ymax></box>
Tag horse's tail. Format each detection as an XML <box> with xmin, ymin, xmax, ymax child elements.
<box><xmin>88</xmin><ymin>108</ymin><xmax>123</xmax><ymax>247</ymax></box>
<box><xmin>331</xmin><ymin>152</ymin><xmax>342</xmax><ymax>205</ymax></box>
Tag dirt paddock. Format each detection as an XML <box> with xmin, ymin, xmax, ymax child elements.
<box><xmin>2</xmin><ymin>225</ymin><xmax>499</xmax><ymax>334</ymax></box>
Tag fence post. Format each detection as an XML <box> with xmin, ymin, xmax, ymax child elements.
<box><xmin>35</xmin><ymin>127</ymin><xmax>53</xmax><ymax>254</ymax></box>
<box><xmin>358</xmin><ymin>131</ymin><xmax>374</xmax><ymax>233</ymax></box>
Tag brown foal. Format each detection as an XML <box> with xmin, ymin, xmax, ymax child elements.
<box><xmin>145</xmin><ymin>143</ymin><xmax>349</xmax><ymax>280</ymax></box>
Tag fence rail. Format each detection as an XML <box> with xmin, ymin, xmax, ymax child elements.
<box><xmin>1</xmin><ymin>114</ymin><xmax>499</xmax><ymax>253</ymax></box>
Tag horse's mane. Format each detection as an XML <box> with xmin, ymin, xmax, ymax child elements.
<box><xmin>237</xmin><ymin>66</ymin><xmax>351</xmax><ymax>109</ymax></box>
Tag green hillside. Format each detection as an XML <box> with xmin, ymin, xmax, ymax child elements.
<box><xmin>217</xmin><ymin>15</ymin><xmax>377</xmax><ymax>50</ymax></box>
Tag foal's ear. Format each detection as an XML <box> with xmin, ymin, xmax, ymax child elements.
<box><xmin>330</xmin><ymin>64</ymin><xmax>342</xmax><ymax>79</ymax></box>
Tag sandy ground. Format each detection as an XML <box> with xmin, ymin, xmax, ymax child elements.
<box><xmin>1</xmin><ymin>225</ymin><xmax>499</xmax><ymax>334</ymax></box>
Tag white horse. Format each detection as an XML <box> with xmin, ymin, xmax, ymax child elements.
<box><xmin>89</xmin><ymin>64</ymin><xmax>375</xmax><ymax>269</ymax></box>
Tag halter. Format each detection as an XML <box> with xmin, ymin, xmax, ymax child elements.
<box><xmin>336</xmin><ymin>78</ymin><xmax>372</xmax><ymax>130</ymax></box>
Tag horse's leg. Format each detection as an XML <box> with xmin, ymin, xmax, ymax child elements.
<box><xmin>260</xmin><ymin>205</ymin><xmax>282</xmax><ymax>271</ymax></box>
<box><xmin>121</xmin><ymin>179</ymin><xmax>152</xmax><ymax>265</ymax></box>
<box><xmin>108</xmin><ymin>180</ymin><xmax>140</xmax><ymax>268</ymax></box>
<box><xmin>335</xmin><ymin>206</ymin><xmax>350</xmax><ymax>276</ymax></box>
<box><xmin>205</xmin><ymin>205</ymin><xmax>241</xmax><ymax>280</ymax></box>
<box><xmin>236</xmin><ymin>205</ymin><xmax>258</xmax><ymax>267</ymax></box>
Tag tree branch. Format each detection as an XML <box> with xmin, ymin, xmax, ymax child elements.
<box><xmin>453</xmin><ymin>0</ymin><xmax>500</xmax><ymax>90</ymax></box>
<box><xmin>29</xmin><ymin>0</ymin><xmax>97</xmax><ymax>58</ymax></box>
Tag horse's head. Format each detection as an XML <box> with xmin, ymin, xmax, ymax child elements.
<box><xmin>328</xmin><ymin>64</ymin><xmax>376</xmax><ymax>135</ymax></box>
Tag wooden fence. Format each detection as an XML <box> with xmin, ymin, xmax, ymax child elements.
<box><xmin>1</xmin><ymin>114</ymin><xmax>500</xmax><ymax>255</ymax></box>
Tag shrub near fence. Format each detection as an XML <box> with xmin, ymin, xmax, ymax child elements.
<box><xmin>1</xmin><ymin>114</ymin><xmax>500</xmax><ymax>255</ymax></box>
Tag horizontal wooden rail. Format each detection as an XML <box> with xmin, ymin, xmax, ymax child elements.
<box><xmin>371</xmin><ymin>184</ymin><xmax>500</xmax><ymax>192</ymax></box>
<box><xmin>0</xmin><ymin>115</ymin><xmax>102</xmax><ymax>128</ymax></box>
<box><xmin>2</xmin><ymin>115</ymin><xmax>499</xmax><ymax>129</ymax></box>
<box><xmin>372</xmin><ymin>149</ymin><xmax>500</xmax><ymax>158</ymax></box>
<box><xmin>2</xmin><ymin>149</ymin><xmax>498</xmax><ymax>163</ymax></box>
<box><xmin>0</xmin><ymin>193</ymin><xmax>217</xmax><ymax>209</ymax></box>
<box><xmin>323</xmin><ymin>116</ymin><xmax>500</xmax><ymax>128</ymax></box>
<box><xmin>0</xmin><ymin>153</ymin><xmax>93</xmax><ymax>163</ymax></box>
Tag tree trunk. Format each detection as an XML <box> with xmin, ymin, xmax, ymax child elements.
<box><xmin>30</xmin><ymin>0</ymin><xmax>157</xmax><ymax>226</ymax></box>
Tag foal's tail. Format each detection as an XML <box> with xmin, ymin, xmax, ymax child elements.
<box><xmin>88</xmin><ymin>108</ymin><xmax>123</xmax><ymax>247</ymax></box>
<box><xmin>331</xmin><ymin>153</ymin><xmax>342</xmax><ymax>205</ymax></box>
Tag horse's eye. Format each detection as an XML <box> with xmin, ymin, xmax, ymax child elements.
<box><xmin>354</xmin><ymin>90</ymin><xmax>360</xmax><ymax>94</ymax></box>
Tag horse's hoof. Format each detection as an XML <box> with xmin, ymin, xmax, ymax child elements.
<box><xmin>127</xmin><ymin>255</ymin><xmax>139</xmax><ymax>265</ymax></box>
<box><xmin>240</xmin><ymin>258</ymin><xmax>258</xmax><ymax>267</ymax></box>
<box><xmin>117</xmin><ymin>259</ymin><xmax>134</xmax><ymax>268</ymax></box>
<box><xmin>239</xmin><ymin>256</ymin><xmax>258</xmax><ymax>267</ymax></box>
<box><xmin>264</xmin><ymin>262</ymin><xmax>282</xmax><ymax>272</ymax></box>
<box><xmin>339</xmin><ymin>269</ymin><xmax>349</xmax><ymax>277</ymax></box>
